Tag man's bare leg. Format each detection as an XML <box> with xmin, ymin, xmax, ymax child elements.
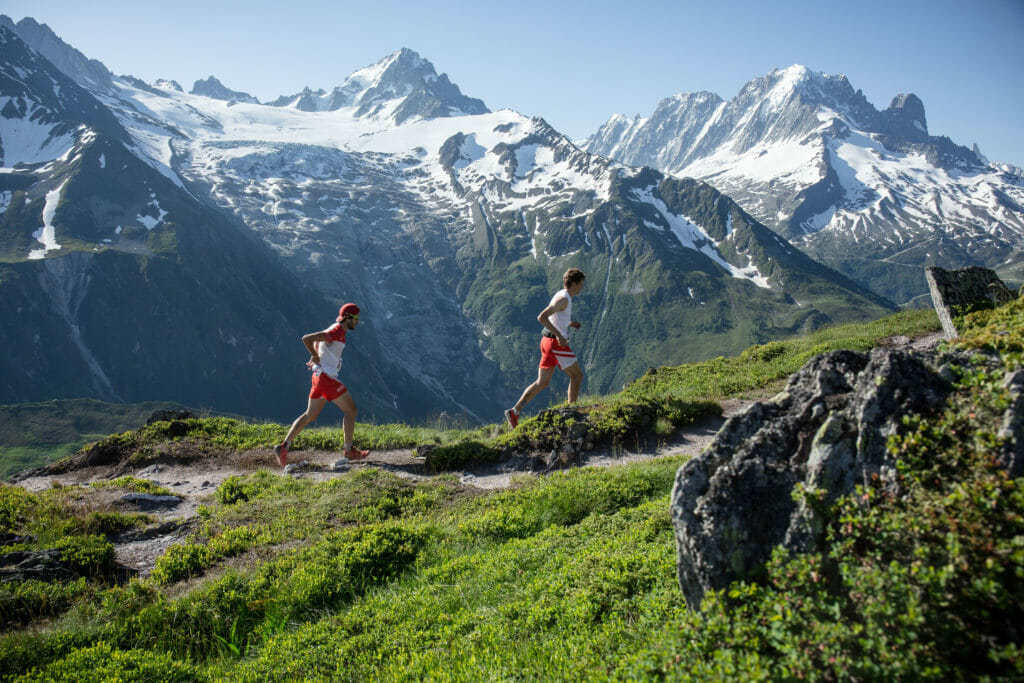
<box><xmin>284</xmin><ymin>397</ymin><xmax>327</xmax><ymax>444</ymax></box>
<box><xmin>331</xmin><ymin>392</ymin><xmax>359</xmax><ymax>446</ymax></box>
<box><xmin>513</xmin><ymin>366</ymin><xmax>556</xmax><ymax>414</ymax></box>
<box><xmin>277</xmin><ymin>397</ymin><xmax>327</xmax><ymax>465</ymax></box>
<box><xmin>564</xmin><ymin>362</ymin><xmax>583</xmax><ymax>404</ymax></box>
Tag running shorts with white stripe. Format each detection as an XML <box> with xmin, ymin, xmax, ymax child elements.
<box><xmin>539</xmin><ymin>336</ymin><xmax>577</xmax><ymax>370</ymax></box>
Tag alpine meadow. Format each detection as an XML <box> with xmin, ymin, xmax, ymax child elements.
<box><xmin>2</xmin><ymin>10</ymin><xmax>1024</xmax><ymax>682</ymax></box>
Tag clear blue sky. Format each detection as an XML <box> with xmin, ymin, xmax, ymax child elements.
<box><xmin>6</xmin><ymin>0</ymin><xmax>1024</xmax><ymax>167</ymax></box>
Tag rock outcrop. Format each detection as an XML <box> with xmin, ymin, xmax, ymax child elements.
<box><xmin>1000</xmin><ymin>370</ymin><xmax>1024</xmax><ymax>478</ymax></box>
<box><xmin>0</xmin><ymin>549</ymin><xmax>74</xmax><ymax>584</ymax></box>
<box><xmin>670</xmin><ymin>345</ymin><xmax>957</xmax><ymax>609</ymax></box>
<box><xmin>926</xmin><ymin>266</ymin><xmax>1019</xmax><ymax>339</ymax></box>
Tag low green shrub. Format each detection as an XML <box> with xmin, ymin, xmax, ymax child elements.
<box><xmin>588</xmin><ymin>399</ymin><xmax>720</xmax><ymax>442</ymax></box>
<box><xmin>149</xmin><ymin>542</ymin><xmax>213</xmax><ymax>586</ymax></box>
<box><xmin>0</xmin><ymin>485</ymin><xmax>36</xmax><ymax>532</ymax></box>
<box><xmin>0</xmin><ymin>578</ymin><xmax>89</xmax><ymax>631</ymax></box>
<box><xmin>76</xmin><ymin>511</ymin><xmax>150</xmax><ymax>537</ymax></box>
<box><xmin>150</xmin><ymin>525</ymin><xmax>267</xmax><ymax>586</ymax></box>
<box><xmin>215</xmin><ymin>473</ymin><xmax>274</xmax><ymax>506</ymax></box>
<box><xmin>53</xmin><ymin>535</ymin><xmax>115</xmax><ymax>578</ymax></box>
<box><xmin>112</xmin><ymin>522</ymin><xmax>427</xmax><ymax>661</ymax></box>
<box><xmin>18</xmin><ymin>640</ymin><xmax>201</xmax><ymax>683</ymax></box>
<box><xmin>0</xmin><ymin>630</ymin><xmax>86</xmax><ymax>682</ymax></box>
<box><xmin>955</xmin><ymin>290</ymin><xmax>1024</xmax><ymax>365</ymax></box>
<box><xmin>458</xmin><ymin>459</ymin><xmax>680</xmax><ymax>542</ymax></box>
<box><xmin>90</xmin><ymin>476</ymin><xmax>171</xmax><ymax>496</ymax></box>
<box><xmin>425</xmin><ymin>440</ymin><xmax>501</xmax><ymax>472</ymax></box>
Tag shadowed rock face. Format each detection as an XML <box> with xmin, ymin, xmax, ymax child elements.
<box><xmin>0</xmin><ymin>548</ymin><xmax>74</xmax><ymax>584</ymax></box>
<box><xmin>1000</xmin><ymin>370</ymin><xmax>1024</xmax><ymax>478</ymax></box>
<box><xmin>670</xmin><ymin>346</ymin><xmax>956</xmax><ymax>609</ymax></box>
<box><xmin>925</xmin><ymin>265</ymin><xmax>1019</xmax><ymax>339</ymax></box>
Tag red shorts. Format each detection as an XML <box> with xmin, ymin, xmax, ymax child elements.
<box><xmin>539</xmin><ymin>336</ymin><xmax>577</xmax><ymax>370</ymax></box>
<box><xmin>310</xmin><ymin>372</ymin><xmax>348</xmax><ymax>401</ymax></box>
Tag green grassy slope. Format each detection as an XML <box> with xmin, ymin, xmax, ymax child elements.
<box><xmin>0</xmin><ymin>400</ymin><xmax>190</xmax><ymax>479</ymax></box>
<box><xmin>3</xmin><ymin>304</ymin><xmax>1023</xmax><ymax>680</ymax></box>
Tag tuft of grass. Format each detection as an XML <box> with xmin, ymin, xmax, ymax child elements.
<box><xmin>0</xmin><ymin>578</ymin><xmax>92</xmax><ymax>632</ymax></box>
<box><xmin>953</xmin><ymin>289</ymin><xmax>1024</xmax><ymax>365</ymax></box>
<box><xmin>423</xmin><ymin>440</ymin><xmax>501</xmax><ymax>472</ymax></box>
<box><xmin>14</xmin><ymin>640</ymin><xmax>200</xmax><ymax>682</ymax></box>
<box><xmin>89</xmin><ymin>476</ymin><xmax>172</xmax><ymax>496</ymax></box>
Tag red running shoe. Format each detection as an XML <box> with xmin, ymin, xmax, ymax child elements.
<box><xmin>345</xmin><ymin>447</ymin><xmax>370</xmax><ymax>460</ymax></box>
<box><xmin>274</xmin><ymin>442</ymin><xmax>289</xmax><ymax>467</ymax></box>
<box><xmin>504</xmin><ymin>408</ymin><xmax>519</xmax><ymax>428</ymax></box>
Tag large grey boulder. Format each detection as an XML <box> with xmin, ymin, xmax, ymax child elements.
<box><xmin>670</xmin><ymin>347</ymin><xmax>953</xmax><ymax>609</ymax></box>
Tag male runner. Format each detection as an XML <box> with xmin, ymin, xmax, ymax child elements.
<box><xmin>505</xmin><ymin>267</ymin><xmax>585</xmax><ymax>428</ymax></box>
<box><xmin>274</xmin><ymin>303</ymin><xmax>369</xmax><ymax>466</ymax></box>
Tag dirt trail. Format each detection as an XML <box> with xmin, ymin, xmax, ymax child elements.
<box><xmin>10</xmin><ymin>401</ymin><xmax>752</xmax><ymax>576</ymax></box>
<box><xmin>15</xmin><ymin>400</ymin><xmax>752</xmax><ymax>497</ymax></box>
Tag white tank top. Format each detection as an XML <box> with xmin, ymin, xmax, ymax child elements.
<box><xmin>548</xmin><ymin>288</ymin><xmax>572</xmax><ymax>338</ymax></box>
<box><xmin>314</xmin><ymin>339</ymin><xmax>345</xmax><ymax>379</ymax></box>
<box><xmin>312</xmin><ymin>323</ymin><xmax>346</xmax><ymax>379</ymax></box>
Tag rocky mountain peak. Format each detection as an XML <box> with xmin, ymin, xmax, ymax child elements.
<box><xmin>264</xmin><ymin>47</ymin><xmax>487</xmax><ymax>124</ymax></box>
<box><xmin>0</xmin><ymin>22</ymin><xmax>126</xmax><ymax>159</ymax></box>
<box><xmin>754</xmin><ymin>65</ymin><xmax>878</xmax><ymax>127</ymax></box>
<box><xmin>580</xmin><ymin>61</ymin><xmax>1022</xmax><ymax>307</ymax></box>
<box><xmin>324</xmin><ymin>47</ymin><xmax>433</xmax><ymax>109</ymax></box>
<box><xmin>155</xmin><ymin>78</ymin><xmax>183</xmax><ymax>92</ymax></box>
<box><xmin>768</xmin><ymin>63</ymin><xmax>816</xmax><ymax>89</ymax></box>
<box><xmin>368</xmin><ymin>47</ymin><xmax>433</xmax><ymax>87</ymax></box>
<box><xmin>880</xmin><ymin>92</ymin><xmax>928</xmax><ymax>139</ymax></box>
<box><xmin>190</xmin><ymin>75</ymin><xmax>259</xmax><ymax>104</ymax></box>
<box><xmin>336</xmin><ymin>47</ymin><xmax>489</xmax><ymax>123</ymax></box>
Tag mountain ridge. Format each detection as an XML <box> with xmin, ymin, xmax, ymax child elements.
<box><xmin>582</xmin><ymin>64</ymin><xmax>1024</xmax><ymax>305</ymax></box>
<box><xmin>2</xmin><ymin>22</ymin><xmax>893</xmax><ymax>424</ymax></box>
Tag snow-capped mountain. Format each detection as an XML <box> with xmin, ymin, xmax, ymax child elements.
<box><xmin>583</xmin><ymin>65</ymin><xmax>1024</xmax><ymax>304</ymax></box>
<box><xmin>0</xmin><ymin>22</ymin><xmax>354</xmax><ymax>420</ymax></box>
<box><xmin>0</xmin><ymin>18</ymin><xmax>891</xmax><ymax>422</ymax></box>
<box><xmin>265</xmin><ymin>47</ymin><xmax>488</xmax><ymax>124</ymax></box>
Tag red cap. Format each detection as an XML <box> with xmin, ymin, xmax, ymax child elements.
<box><xmin>336</xmin><ymin>303</ymin><xmax>360</xmax><ymax>322</ymax></box>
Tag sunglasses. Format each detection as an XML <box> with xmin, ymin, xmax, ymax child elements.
<box><xmin>346</xmin><ymin>315</ymin><xmax>359</xmax><ymax>321</ymax></box>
